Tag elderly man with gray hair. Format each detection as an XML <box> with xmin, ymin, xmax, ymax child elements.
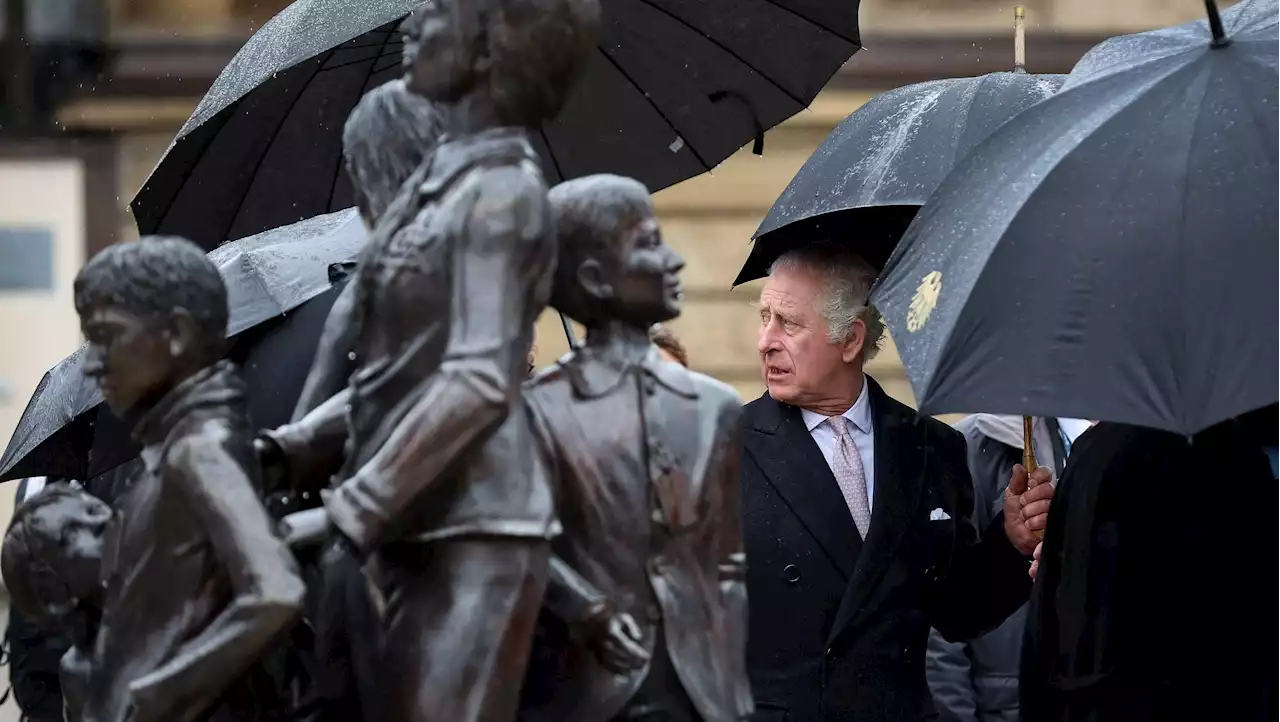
<box><xmin>738</xmin><ymin>241</ymin><xmax>1054</xmax><ymax>722</ymax></box>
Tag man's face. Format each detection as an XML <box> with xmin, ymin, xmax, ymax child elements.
<box><xmin>81</xmin><ymin>306</ymin><xmax>177</xmax><ymax>416</ymax></box>
<box><xmin>757</xmin><ymin>264</ymin><xmax>862</xmax><ymax>408</ymax></box>
<box><xmin>601</xmin><ymin>215</ymin><xmax>685</xmax><ymax>326</ymax></box>
<box><xmin>402</xmin><ymin>1</ymin><xmax>478</xmax><ymax>102</ymax></box>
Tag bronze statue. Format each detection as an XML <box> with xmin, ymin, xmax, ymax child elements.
<box><xmin>262</xmin><ymin>0</ymin><xmax>600</xmax><ymax>719</ymax></box>
<box><xmin>70</xmin><ymin>237</ymin><xmax>305</xmax><ymax>722</ymax></box>
<box><xmin>520</xmin><ymin>175</ymin><xmax>752</xmax><ymax>722</ymax></box>
<box><xmin>265</xmin><ymin>76</ymin><xmax>445</xmax><ymax>722</ymax></box>
<box><xmin>2</xmin><ymin>483</ymin><xmax>112</xmax><ymax>722</ymax></box>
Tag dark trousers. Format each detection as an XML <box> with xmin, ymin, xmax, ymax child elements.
<box><xmin>378</xmin><ymin>536</ymin><xmax>551</xmax><ymax>722</ymax></box>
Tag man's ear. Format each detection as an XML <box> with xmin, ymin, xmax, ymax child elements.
<box><xmin>576</xmin><ymin>259</ymin><xmax>612</xmax><ymax>302</ymax></box>
<box><xmin>840</xmin><ymin>318</ymin><xmax>867</xmax><ymax>364</ymax></box>
<box><xmin>167</xmin><ymin>308</ymin><xmax>202</xmax><ymax>360</ymax></box>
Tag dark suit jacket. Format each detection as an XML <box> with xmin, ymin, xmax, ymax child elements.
<box><xmin>520</xmin><ymin>346</ymin><xmax>751</xmax><ymax>721</ymax></box>
<box><xmin>741</xmin><ymin>378</ymin><xmax>1031</xmax><ymax>722</ymax></box>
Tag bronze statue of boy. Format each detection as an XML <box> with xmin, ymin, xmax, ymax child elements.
<box><xmin>2</xmin><ymin>483</ymin><xmax>113</xmax><ymax>722</ymax></box>
<box><xmin>520</xmin><ymin>174</ymin><xmax>753</xmax><ymax>722</ymax></box>
<box><xmin>71</xmin><ymin>237</ymin><xmax>304</xmax><ymax>722</ymax></box>
<box><xmin>263</xmin><ymin>0</ymin><xmax>600</xmax><ymax>719</ymax></box>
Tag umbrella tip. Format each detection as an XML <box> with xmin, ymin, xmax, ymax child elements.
<box><xmin>1204</xmin><ymin>0</ymin><xmax>1231</xmax><ymax>47</ymax></box>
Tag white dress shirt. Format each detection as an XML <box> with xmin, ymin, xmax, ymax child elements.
<box><xmin>800</xmin><ymin>376</ymin><xmax>875</xmax><ymax>512</ymax></box>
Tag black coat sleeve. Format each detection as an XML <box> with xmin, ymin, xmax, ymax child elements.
<box><xmin>925</xmin><ymin>428</ymin><xmax>1032</xmax><ymax>643</ymax></box>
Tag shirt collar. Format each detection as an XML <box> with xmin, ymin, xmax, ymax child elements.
<box><xmin>1058</xmin><ymin>418</ymin><xmax>1093</xmax><ymax>444</ymax></box>
<box><xmin>800</xmin><ymin>375</ymin><xmax>872</xmax><ymax>434</ymax></box>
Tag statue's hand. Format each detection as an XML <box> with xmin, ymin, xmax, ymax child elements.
<box><xmin>255</xmin><ymin>432</ymin><xmax>290</xmax><ymax>494</ymax></box>
<box><xmin>587</xmin><ymin>612</ymin><xmax>650</xmax><ymax>674</ymax></box>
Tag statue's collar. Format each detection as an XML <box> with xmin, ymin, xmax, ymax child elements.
<box><xmin>560</xmin><ymin>344</ymin><xmax>698</xmax><ymax>400</ymax></box>
<box><xmin>132</xmin><ymin>361</ymin><xmax>243</xmax><ymax>446</ymax></box>
<box><xmin>421</xmin><ymin>127</ymin><xmax>538</xmax><ymax>196</ymax></box>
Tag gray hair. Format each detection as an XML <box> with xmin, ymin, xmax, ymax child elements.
<box><xmin>769</xmin><ymin>242</ymin><xmax>886</xmax><ymax>361</ymax></box>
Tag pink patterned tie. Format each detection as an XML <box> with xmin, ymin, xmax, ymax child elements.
<box><xmin>828</xmin><ymin>416</ymin><xmax>872</xmax><ymax>539</ymax></box>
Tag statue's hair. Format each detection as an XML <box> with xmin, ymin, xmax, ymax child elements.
<box><xmin>769</xmin><ymin>242</ymin><xmax>886</xmax><ymax>361</ymax></box>
<box><xmin>548</xmin><ymin>174</ymin><xmax>653</xmax><ymax>326</ymax></box>
<box><xmin>487</xmin><ymin>0</ymin><xmax>600</xmax><ymax>126</ymax></box>
<box><xmin>403</xmin><ymin>0</ymin><xmax>601</xmax><ymax>128</ymax></box>
<box><xmin>73</xmin><ymin>236</ymin><xmax>228</xmax><ymax>358</ymax></box>
<box><xmin>342</xmin><ymin>78</ymin><xmax>443</xmax><ymax>220</ymax></box>
<box><xmin>1</xmin><ymin>484</ymin><xmax>106</xmax><ymax>631</ymax></box>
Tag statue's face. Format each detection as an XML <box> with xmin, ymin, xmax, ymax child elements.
<box><xmin>600</xmin><ymin>214</ymin><xmax>685</xmax><ymax>325</ymax></box>
<box><xmin>44</xmin><ymin>493</ymin><xmax>111</xmax><ymax>597</ymax></box>
<box><xmin>402</xmin><ymin>1</ymin><xmax>479</xmax><ymax>102</ymax></box>
<box><xmin>81</xmin><ymin>305</ymin><xmax>178</xmax><ymax>416</ymax></box>
<box><xmin>25</xmin><ymin>493</ymin><xmax>112</xmax><ymax>625</ymax></box>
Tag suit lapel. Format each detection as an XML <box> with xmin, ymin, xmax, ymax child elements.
<box><xmin>744</xmin><ymin>394</ymin><xmax>862</xmax><ymax>580</ymax></box>
<box><xmin>828</xmin><ymin>379</ymin><xmax>928</xmax><ymax>643</ymax></box>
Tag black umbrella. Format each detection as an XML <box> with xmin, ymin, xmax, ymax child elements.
<box><xmin>870</xmin><ymin>0</ymin><xmax>1278</xmax><ymax>436</ymax></box>
<box><xmin>0</xmin><ymin>209</ymin><xmax>368</xmax><ymax>482</ymax></box>
<box><xmin>130</xmin><ymin>0</ymin><xmax>861</xmax><ymax>250</ymax></box>
<box><xmin>735</xmin><ymin>10</ymin><xmax>1063</xmax><ymax>285</ymax></box>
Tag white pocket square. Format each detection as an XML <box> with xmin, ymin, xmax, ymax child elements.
<box><xmin>929</xmin><ymin>508</ymin><xmax>951</xmax><ymax>521</ymax></box>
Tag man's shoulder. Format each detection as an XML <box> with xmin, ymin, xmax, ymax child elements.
<box><xmin>870</xmin><ymin>388</ymin><xmax>965</xmax><ymax>453</ymax></box>
<box><xmin>742</xmin><ymin>390</ymin><xmax>773</xmax><ymax>415</ymax></box>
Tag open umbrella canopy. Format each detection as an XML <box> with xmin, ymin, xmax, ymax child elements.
<box><xmin>734</xmin><ymin>71</ymin><xmax>1065</xmax><ymax>285</ymax></box>
<box><xmin>0</xmin><ymin>209</ymin><xmax>367</xmax><ymax>482</ymax></box>
<box><xmin>131</xmin><ymin>0</ymin><xmax>862</xmax><ymax>250</ymax></box>
<box><xmin>871</xmin><ymin>0</ymin><xmax>1278</xmax><ymax>436</ymax></box>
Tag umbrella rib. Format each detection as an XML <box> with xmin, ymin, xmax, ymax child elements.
<box><xmin>219</xmin><ymin>48</ymin><xmax>339</xmax><ymax>246</ymax></box>
<box><xmin>596</xmin><ymin>44</ymin><xmax>713</xmax><ymax>172</ymax></box>
<box><xmin>317</xmin><ymin>54</ymin><xmax>395</xmax><ymax>73</ymax></box>
<box><xmin>327</xmin><ymin>27</ymin><xmax>399</xmax><ymax>213</ymax></box>
<box><xmin>538</xmin><ymin>126</ymin><xmax>566</xmax><ymax>183</ymax></box>
<box><xmin>762</xmin><ymin>0</ymin><xmax>857</xmax><ymax>45</ymax></box>
<box><xmin>632</xmin><ymin>0</ymin><xmax>808</xmax><ymax>107</ymax></box>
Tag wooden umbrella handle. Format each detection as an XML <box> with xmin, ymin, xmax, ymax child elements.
<box><xmin>1022</xmin><ymin>415</ymin><xmax>1038</xmax><ymax>472</ymax></box>
<box><xmin>1022</xmin><ymin>415</ymin><xmax>1043</xmax><ymax>540</ymax></box>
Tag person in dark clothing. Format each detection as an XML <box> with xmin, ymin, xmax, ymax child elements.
<box><xmin>926</xmin><ymin>416</ymin><xmax>1086</xmax><ymax>722</ymax></box>
<box><xmin>1021</xmin><ymin>408</ymin><xmax>1277</xmax><ymax>722</ymax></box>
<box><xmin>741</xmin><ymin>243</ymin><xmax>1054</xmax><ymax>722</ymax></box>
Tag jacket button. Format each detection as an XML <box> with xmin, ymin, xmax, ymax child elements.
<box><xmin>826</xmin><ymin>647</ymin><xmax>836</xmax><ymax>661</ymax></box>
<box><xmin>783</xmin><ymin>564</ymin><xmax>801</xmax><ymax>584</ymax></box>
